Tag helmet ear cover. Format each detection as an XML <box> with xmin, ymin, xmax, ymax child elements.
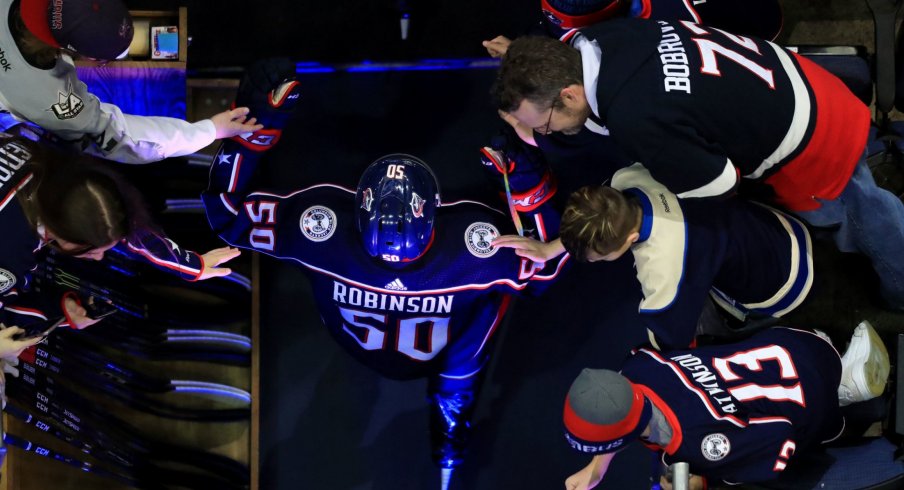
<box><xmin>355</xmin><ymin>154</ymin><xmax>440</xmax><ymax>263</ymax></box>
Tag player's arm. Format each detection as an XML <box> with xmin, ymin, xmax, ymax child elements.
<box><xmin>202</xmin><ymin>58</ymin><xmax>300</xmax><ymax>239</ymax></box>
<box><xmin>565</xmin><ymin>453</ymin><xmax>615</xmax><ymax>490</ymax></box>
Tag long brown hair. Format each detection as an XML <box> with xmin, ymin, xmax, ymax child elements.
<box><xmin>15</xmin><ymin>137</ymin><xmax>160</xmax><ymax>250</ymax></box>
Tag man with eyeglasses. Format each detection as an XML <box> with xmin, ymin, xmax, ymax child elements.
<box><xmin>493</xmin><ymin>20</ymin><xmax>904</xmax><ymax>311</ymax></box>
<box><xmin>0</xmin><ymin>0</ymin><xmax>262</xmax><ymax>164</ymax></box>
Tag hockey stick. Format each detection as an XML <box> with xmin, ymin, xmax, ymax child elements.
<box><xmin>7</xmin><ymin>375</ymin><xmax>250</xmax><ymax>483</ymax></box>
<box><xmin>17</xmin><ymin>353</ymin><xmax>250</xmax><ymax>422</ymax></box>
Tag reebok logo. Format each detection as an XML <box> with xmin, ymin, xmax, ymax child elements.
<box><xmin>0</xmin><ymin>48</ymin><xmax>12</xmax><ymax>72</ymax></box>
<box><xmin>385</xmin><ymin>278</ymin><xmax>407</xmax><ymax>291</ymax></box>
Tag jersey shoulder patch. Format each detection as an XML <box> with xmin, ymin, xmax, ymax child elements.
<box><xmin>464</xmin><ymin>222</ymin><xmax>500</xmax><ymax>258</ymax></box>
<box><xmin>701</xmin><ymin>432</ymin><xmax>731</xmax><ymax>461</ymax></box>
<box><xmin>0</xmin><ymin>268</ymin><xmax>16</xmax><ymax>294</ymax></box>
<box><xmin>300</xmin><ymin>205</ymin><xmax>337</xmax><ymax>242</ymax></box>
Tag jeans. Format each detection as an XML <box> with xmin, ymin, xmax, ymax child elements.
<box><xmin>796</xmin><ymin>158</ymin><xmax>904</xmax><ymax>309</ymax></box>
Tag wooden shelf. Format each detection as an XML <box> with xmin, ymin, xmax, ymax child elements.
<box><xmin>75</xmin><ymin>7</ymin><xmax>188</xmax><ymax>68</ymax></box>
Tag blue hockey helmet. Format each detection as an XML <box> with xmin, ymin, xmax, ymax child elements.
<box><xmin>356</xmin><ymin>154</ymin><xmax>440</xmax><ymax>263</ymax></box>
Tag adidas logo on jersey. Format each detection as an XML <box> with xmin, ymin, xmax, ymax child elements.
<box><xmin>385</xmin><ymin>278</ymin><xmax>407</xmax><ymax>291</ymax></box>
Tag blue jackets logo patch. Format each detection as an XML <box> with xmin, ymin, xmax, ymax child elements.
<box><xmin>701</xmin><ymin>433</ymin><xmax>731</xmax><ymax>461</ymax></box>
<box><xmin>300</xmin><ymin>206</ymin><xmax>336</xmax><ymax>242</ymax></box>
<box><xmin>0</xmin><ymin>268</ymin><xmax>15</xmax><ymax>294</ymax></box>
<box><xmin>465</xmin><ymin>222</ymin><xmax>499</xmax><ymax>258</ymax></box>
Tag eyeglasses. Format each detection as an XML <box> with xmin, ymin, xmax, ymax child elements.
<box><xmin>535</xmin><ymin>99</ymin><xmax>558</xmax><ymax>135</ymax></box>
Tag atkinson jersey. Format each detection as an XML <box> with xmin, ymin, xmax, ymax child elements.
<box><xmin>576</xmin><ymin>18</ymin><xmax>870</xmax><ymax>211</ymax></box>
<box><xmin>204</xmin><ymin>141</ymin><xmax>569</xmax><ymax>380</ymax></box>
<box><xmin>0</xmin><ymin>133</ymin><xmax>204</xmax><ymax>328</ymax></box>
<box><xmin>613</xmin><ymin>165</ymin><xmax>812</xmax><ymax>350</ymax></box>
<box><xmin>622</xmin><ymin>327</ymin><xmax>844</xmax><ymax>485</ymax></box>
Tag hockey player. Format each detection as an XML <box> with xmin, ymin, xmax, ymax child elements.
<box><xmin>562</xmin><ymin>322</ymin><xmax>890</xmax><ymax>489</ymax></box>
<box><xmin>493</xmin><ymin>20</ymin><xmax>904</xmax><ymax>310</ymax></box>
<box><xmin>202</xmin><ymin>61</ymin><xmax>569</xmax><ymax>476</ymax></box>
<box><xmin>0</xmin><ymin>0</ymin><xmax>261</xmax><ymax>163</ymax></box>
<box><xmin>494</xmin><ymin>164</ymin><xmax>813</xmax><ymax>351</ymax></box>
<box><xmin>0</xmin><ymin>130</ymin><xmax>238</xmax><ymax>333</ymax></box>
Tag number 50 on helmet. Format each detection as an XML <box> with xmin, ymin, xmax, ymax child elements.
<box><xmin>356</xmin><ymin>154</ymin><xmax>441</xmax><ymax>263</ymax></box>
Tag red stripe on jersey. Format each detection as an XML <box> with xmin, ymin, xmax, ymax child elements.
<box><xmin>765</xmin><ymin>54</ymin><xmax>869</xmax><ymax>211</ymax></box>
<box><xmin>228</xmin><ymin>154</ymin><xmax>243</xmax><ymax>193</ymax></box>
<box><xmin>0</xmin><ymin>173</ymin><xmax>33</xmax><ymax>212</ymax></box>
<box><xmin>636</xmin><ymin>384</ymin><xmax>684</xmax><ymax>455</ymax></box>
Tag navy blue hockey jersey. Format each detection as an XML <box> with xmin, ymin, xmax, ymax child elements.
<box><xmin>0</xmin><ymin>133</ymin><xmax>204</xmax><ymax>329</ymax></box>
<box><xmin>576</xmin><ymin>18</ymin><xmax>869</xmax><ymax>211</ymax></box>
<box><xmin>622</xmin><ymin>327</ymin><xmax>843</xmax><ymax>485</ymax></box>
<box><xmin>204</xmin><ymin>141</ymin><xmax>569</xmax><ymax>379</ymax></box>
<box><xmin>614</xmin><ymin>165</ymin><xmax>812</xmax><ymax>350</ymax></box>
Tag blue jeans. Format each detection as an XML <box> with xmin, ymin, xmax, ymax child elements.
<box><xmin>796</xmin><ymin>157</ymin><xmax>904</xmax><ymax>309</ymax></box>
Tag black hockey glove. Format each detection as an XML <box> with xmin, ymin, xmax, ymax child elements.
<box><xmin>232</xmin><ymin>58</ymin><xmax>300</xmax><ymax>152</ymax></box>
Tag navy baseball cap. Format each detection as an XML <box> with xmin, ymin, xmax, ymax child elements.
<box><xmin>21</xmin><ymin>0</ymin><xmax>134</xmax><ymax>60</ymax></box>
<box><xmin>541</xmin><ymin>0</ymin><xmax>624</xmax><ymax>28</ymax></box>
<box><xmin>563</xmin><ymin>368</ymin><xmax>653</xmax><ymax>455</ymax></box>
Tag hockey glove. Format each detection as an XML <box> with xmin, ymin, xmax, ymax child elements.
<box><xmin>479</xmin><ymin>126</ymin><xmax>557</xmax><ymax>213</ymax></box>
<box><xmin>232</xmin><ymin>58</ymin><xmax>301</xmax><ymax>152</ymax></box>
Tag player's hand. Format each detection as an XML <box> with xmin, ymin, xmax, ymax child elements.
<box><xmin>198</xmin><ymin>247</ymin><xmax>241</xmax><ymax>280</ymax></box>
<box><xmin>0</xmin><ymin>326</ymin><xmax>41</xmax><ymax>358</ymax></box>
<box><xmin>64</xmin><ymin>296</ymin><xmax>102</xmax><ymax>330</ymax></box>
<box><xmin>660</xmin><ymin>474</ymin><xmax>704</xmax><ymax>490</ymax></box>
<box><xmin>492</xmin><ymin>235</ymin><xmax>565</xmax><ymax>262</ymax></box>
<box><xmin>211</xmin><ymin>107</ymin><xmax>263</xmax><ymax>139</ymax></box>
<box><xmin>482</xmin><ymin>35</ymin><xmax>512</xmax><ymax>58</ymax></box>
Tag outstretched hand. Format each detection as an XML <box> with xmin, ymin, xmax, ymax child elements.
<box><xmin>211</xmin><ymin>107</ymin><xmax>263</xmax><ymax>139</ymax></box>
<box><xmin>492</xmin><ymin>236</ymin><xmax>565</xmax><ymax>263</ymax></box>
<box><xmin>198</xmin><ymin>247</ymin><xmax>242</xmax><ymax>280</ymax></box>
<box><xmin>483</xmin><ymin>35</ymin><xmax>512</xmax><ymax>58</ymax></box>
<box><xmin>0</xmin><ymin>327</ymin><xmax>41</xmax><ymax>358</ymax></box>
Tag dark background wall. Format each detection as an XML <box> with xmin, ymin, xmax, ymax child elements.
<box><xmin>129</xmin><ymin>0</ymin><xmax>537</xmax><ymax>68</ymax></box>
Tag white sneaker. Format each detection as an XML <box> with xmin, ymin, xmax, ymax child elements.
<box><xmin>838</xmin><ymin>321</ymin><xmax>890</xmax><ymax>407</ymax></box>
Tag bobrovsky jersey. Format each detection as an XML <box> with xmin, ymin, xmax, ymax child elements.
<box><xmin>0</xmin><ymin>0</ymin><xmax>215</xmax><ymax>164</ymax></box>
<box><xmin>613</xmin><ymin>165</ymin><xmax>812</xmax><ymax>350</ymax></box>
<box><xmin>204</xmin><ymin>142</ymin><xmax>570</xmax><ymax>380</ymax></box>
<box><xmin>623</xmin><ymin>327</ymin><xmax>844</xmax><ymax>485</ymax></box>
<box><xmin>576</xmin><ymin>18</ymin><xmax>870</xmax><ymax>211</ymax></box>
<box><xmin>0</xmin><ymin>133</ymin><xmax>203</xmax><ymax>328</ymax></box>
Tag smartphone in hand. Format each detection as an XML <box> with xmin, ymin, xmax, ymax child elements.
<box><xmin>13</xmin><ymin>317</ymin><xmax>64</xmax><ymax>341</ymax></box>
<box><xmin>83</xmin><ymin>298</ymin><xmax>118</xmax><ymax>320</ymax></box>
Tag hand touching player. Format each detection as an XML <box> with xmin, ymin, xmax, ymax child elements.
<box><xmin>565</xmin><ymin>454</ymin><xmax>613</xmax><ymax>490</ymax></box>
<box><xmin>198</xmin><ymin>247</ymin><xmax>242</xmax><ymax>280</ymax></box>
<box><xmin>211</xmin><ymin>107</ymin><xmax>263</xmax><ymax>139</ymax></box>
<box><xmin>492</xmin><ymin>236</ymin><xmax>566</xmax><ymax>262</ymax></box>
